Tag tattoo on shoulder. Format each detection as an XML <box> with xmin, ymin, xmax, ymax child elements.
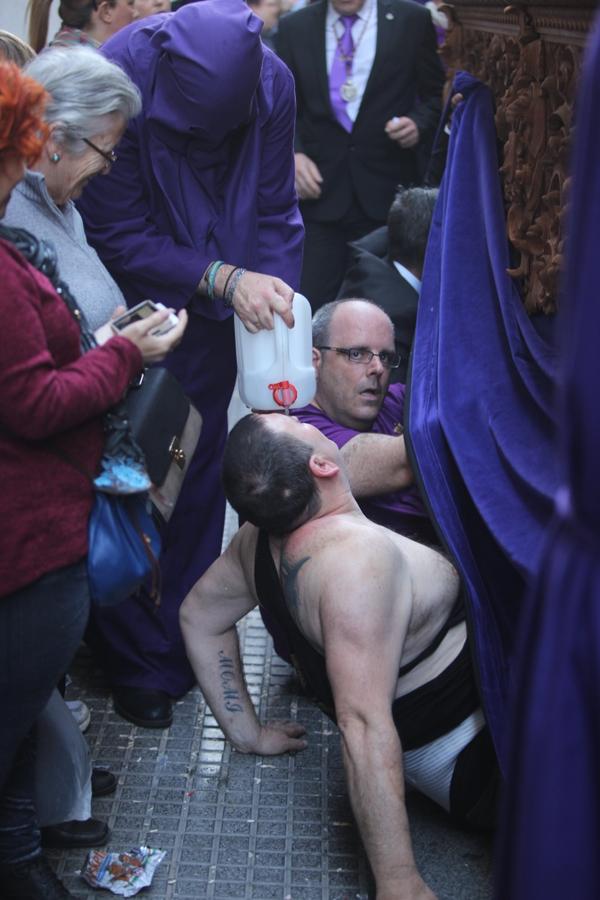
<box><xmin>280</xmin><ymin>554</ymin><xmax>310</xmax><ymax>614</ymax></box>
<box><xmin>218</xmin><ymin>650</ymin><xmax>243</xmax><ymax>713</ymax></box>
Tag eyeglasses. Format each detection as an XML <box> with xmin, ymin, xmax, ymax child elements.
<box><xmin>82</xmin><ymin>137</ymin><xmax>117</xmax><ymax>167</ymax></box>
<box><xmin>316</xmin><ymin>346</ymin><xmax>401</xmax><ymax>369</ymax></box>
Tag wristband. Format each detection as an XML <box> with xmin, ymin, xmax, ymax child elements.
<box><xmin>206</xmin><ymin>260</ymin><xmax>224</xmax><ymax>301</ymax></box>
<box><xmin>222</xmin><ymin>266</ymin><xmax>239</xmax><ymax>303</ymax></box>
<box><xmin>224</xmin><ymin>267</ymin><xmax>246</xmax><ymax>308</ymax></box>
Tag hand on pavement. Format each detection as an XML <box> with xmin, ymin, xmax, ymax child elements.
<box><xmin>244</xmin><ymin>721</ymin><xmax>308</xmax><ymax>756</ymax></box>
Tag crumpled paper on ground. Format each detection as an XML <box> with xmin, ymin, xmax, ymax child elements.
<box><xmin>81</xmin><ymin>846</ymin><xmax>166</xmax><ymax>896</ymax></box>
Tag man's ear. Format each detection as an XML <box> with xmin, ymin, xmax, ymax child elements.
<box><xmin>97</xmin><ymin>0</ymin><xmax>114</xmax><ymax>24</ymax></box>
<box><xmin>308</xmin><ymin>454</ymin><xmax>339</xmax><ymax>479</ymax></box>
<box><xmin>312</xmin><ymin>346</ymin><xmax>321</xmax><ymax>374</ymax></box>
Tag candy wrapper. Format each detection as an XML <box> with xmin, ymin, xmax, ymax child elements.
<box><xmin>81</xmin><ymin>846</ymin><xmax>166</xmax><ymax>896</ymax></box>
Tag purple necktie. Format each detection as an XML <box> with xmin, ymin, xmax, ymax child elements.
<box><xmin>329</xmin><ymin>14</ymin><xmax>358</xmax><ymax>132</ymax></box>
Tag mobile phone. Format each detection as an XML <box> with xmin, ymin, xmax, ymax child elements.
<box><xmin>111</xmin><ymin>300</ymin><xmax>178</xmax><ymax>336</ymax></box>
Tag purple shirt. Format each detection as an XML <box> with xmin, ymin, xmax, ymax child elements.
<box><xmin>296</xmin><ymin>383</ymin><xmax>428</xmax><ymax>533</ymax></box>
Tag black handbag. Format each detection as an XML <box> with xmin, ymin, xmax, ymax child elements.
<box><xmin>126</xmin><ymin>367</ymin><xmax>202</xmax><ymax>524</ymax></box>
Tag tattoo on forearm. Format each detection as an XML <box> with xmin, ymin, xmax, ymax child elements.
<box><xmin>218</xmin><ymin>650</ymin><xmax>243</xmax><ymax>713</ymax></box>
<box><xmin>280</xmin><ymin>554</ymin><xmax>310</xmax><ymax>614</ymax></box>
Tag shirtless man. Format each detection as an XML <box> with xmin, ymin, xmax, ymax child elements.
<box><xmin>180</xmin><ymin>413</ymin><xmax>497</xmax><ymax>899</ymax></box>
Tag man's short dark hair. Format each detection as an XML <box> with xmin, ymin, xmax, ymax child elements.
<box><xmin>387</xmin><ymin>186</ymin><xmax>438</xmax><ymax>270</ymax></box>
<box><xmin>222</xmin><ymin>414</ymin><xmax>320</xmax><ymax>536</ymax></box>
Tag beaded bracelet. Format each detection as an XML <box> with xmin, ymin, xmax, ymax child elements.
<box><xmin>221</xmin><ymin>266</ymin><xmax>239</xmax><ymax>303</ymax></box>
<box><xmin>206</xmin><ymin>260</ymin><xmax>225</xmax><ymax>301</ymax></box>
<box><xmin>224</xmin><ymin>267</ymin><xmax>247</xmax><ymax>308</ymax></box>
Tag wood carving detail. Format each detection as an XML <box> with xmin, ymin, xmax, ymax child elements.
<box><xmin>440</xmin><ymin>5</ymin><xmax>585</xmax><ymax>314</ymax></box>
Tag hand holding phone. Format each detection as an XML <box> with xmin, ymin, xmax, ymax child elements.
<box><xmin>114</xmin><ymin>306</ymin><xmax>188</xmax><ymax>364</ymax></box>
<box><xmin>111</xmin><ymin>300</ymin><xmax>179</xmax><ymax>336</ymax></box>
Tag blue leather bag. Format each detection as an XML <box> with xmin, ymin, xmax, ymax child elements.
<box><xmin>87</xmin><ymin>492</ymin><xmax>161</xmax><ymax>607</ymax></box>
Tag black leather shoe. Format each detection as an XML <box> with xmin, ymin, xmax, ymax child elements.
<box><xmin>91</xmin><ymin>767</ymin><xmax>117</xmax><ymax>797</ymax></box>
<box><xmin>40</xmin><ymin>818</ymin><xmax>109</xmax><ymax>849</ymax></box>
<box><xmin>0</xmin><ymin>855</ymin><xmax>73</xmax><ymax>898</ymax></box>
<box><xmin>112</xmin><ymin>687</ymin><xmax>173</xmax><ymax>728</ymax></box>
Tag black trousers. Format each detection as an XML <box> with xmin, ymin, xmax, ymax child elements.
<box><xmin>0</xmin><ymin>560</ymin><xmax>90</xmax><ymax>865</ymax></box>
<box><xmin>300</xmin><ymin>207</ymin><xmax>381</xmax><ymax>313</ymax></box>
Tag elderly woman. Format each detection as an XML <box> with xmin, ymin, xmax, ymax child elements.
<box><xmin>4</xmin><ymin>46</ymin><xmax>139</xmax><ymax>333</ymax></box>
<box><xmin>77</xmin><ymin>0</ymin><xmax>304</xmax><ymax>730</ymax></box>
<box><xmin>0</xmin><ymin>60</ymin><xmax>185</xmax><ymax>899</ymax></box>
<box><xmin>27</xmin><ymin>0</ymin><xmax>136</xmax><ymax>52</ymax></box>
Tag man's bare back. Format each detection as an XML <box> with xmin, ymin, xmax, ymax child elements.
<box><xmin>239</xmin><ymin>511</ymin><xmax>463</xmax><ymax>700</ymax></box>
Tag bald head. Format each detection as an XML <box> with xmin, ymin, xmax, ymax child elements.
<box><xmin>312</xmin><ymin>299</ymin><xmax>396</xmax><ymax>431</ymax></box>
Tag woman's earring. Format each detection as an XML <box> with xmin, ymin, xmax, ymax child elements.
<box><xmin>50</xmin><ymin>152</ymin><xmax>61</xmax><ymax>163</ymax></box>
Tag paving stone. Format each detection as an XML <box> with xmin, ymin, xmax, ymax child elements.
<box><xmin>54</xmin><ymin>598</ymin><xmax>492</xmax><ymax>900</ymax></box>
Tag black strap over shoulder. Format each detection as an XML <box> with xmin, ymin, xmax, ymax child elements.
<box><xmin>397</xmin><ymin>592</ymin><xmax>466</xmax><ymax>677</ymax></box>
<box><xmin>254</xmin><ymin>530</ymin><xmax>336</xmax><ymax>720</ymax></box>
<box><xmin>0</xmin><ymin>224</ymin><xmax>56</xmax><ymax>276</ymax></box>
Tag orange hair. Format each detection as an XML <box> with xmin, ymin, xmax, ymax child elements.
<box><xmin>0</xmin><ymin>61</ymin><xmax>49</xmax><ymax>166</ymax></box>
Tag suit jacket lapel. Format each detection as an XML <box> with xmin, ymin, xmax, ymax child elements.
<box><xmin>311</xmin><ymin>1</ymin><xmax>332</xmax><ymax>115</ymax></box>
<box><xmin>355</xmin><ymin>0</ymin><xmax>398</xmax><ymax>124</ymax></box>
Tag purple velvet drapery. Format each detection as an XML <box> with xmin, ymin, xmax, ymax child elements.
<box><xmin>407</xmin><ymin>71</ymin><xmax>559</xmax><ymax>767</ymax></box>
<box><xmin>495</xmin><ymin>16</ymin><xmax>600</xmax><ymax>898</ymax></box>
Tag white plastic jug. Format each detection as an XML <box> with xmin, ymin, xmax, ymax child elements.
<box><xmin>234</xmin><ymin>292</ymin><xmax>316</xmax><ymax>411</ymax></box>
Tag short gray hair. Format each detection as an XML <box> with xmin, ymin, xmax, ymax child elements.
<box><xmin>24</xmin><ymin>46</ymin><xmax>141</xmax><ymax>154</ymax></box>
<box><xmin>312</xmin><ymin>298</ymin><xmax>389</xmax><ymax>347</ymax></box>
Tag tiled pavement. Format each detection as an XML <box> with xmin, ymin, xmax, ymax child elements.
<box><xmin>52</xmin><ymin>606</ymin><xmax>493</xmax><ymax>900</ymax></box>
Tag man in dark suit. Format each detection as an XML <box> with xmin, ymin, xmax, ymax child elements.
<box><xmin>276</xmin><ymin>0</ymin><xmax>444</xmax><ymax>309</ymax></box>
<box><xmin>337</xmin><ymin>186</ymin><xmax>438</xmax><ymax>382</ymax></box>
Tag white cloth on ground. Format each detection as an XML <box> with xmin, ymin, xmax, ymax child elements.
<box><xmin>403</xmin><ymin>707</ymin><xmax>485</xmax><ymax>811</ymax></box>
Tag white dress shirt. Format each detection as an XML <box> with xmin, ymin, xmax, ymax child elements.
<box><xmin>393</xmin><ymin>260</ymin><xmax>422</xmax><ymax>295</ymax></box>
<box><xmin>326</xmin><ymin>0</ymin><xmax>378</xmax><ymax>123</ymax></box>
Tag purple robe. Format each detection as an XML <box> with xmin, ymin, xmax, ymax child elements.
<box><xmin>78</xmin><ymin>0</ymin><xmax>303</xmax><ymax>696</ymax></box>
<box><xmin>406</xmin><ymin>71</ymin><xmax>559</xmax><ymax>766</ymax></box>
<box><xmin>495</xmin><ymin>16</ymin><xmax>600</xmax><ymax>898</ymax></box>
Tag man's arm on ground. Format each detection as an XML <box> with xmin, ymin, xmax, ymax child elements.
<box><xmin>180</xmin><ymin>526</ymin><xmax>307</xmax><ymax>755</ymax></box>
<box><xmin>341</xmin><ymin>432</ymin><xmax>414</xmax><ymax>497</ymax></box>
<box><xmin>320</xmin><ymin>538</ymin><xmax>436</xmax><ymax>899</ymax></box>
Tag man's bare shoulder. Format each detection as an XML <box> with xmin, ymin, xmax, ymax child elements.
<box><xmin>275</xmin><ymin>513</ymin><xmax>409</xmax><ymax>653</ymax></box>
<box><xmin>226</xmin><ymin>521</ymin><xmax>260</xmax><ymax>581</ymax></box>
<box><xmin>287</xmin><ymin>513</ymin><xmax>402</xmax><ymax>580</ymax></box>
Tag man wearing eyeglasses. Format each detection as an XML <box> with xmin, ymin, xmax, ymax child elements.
<box><xmin>296</xmin><ymin>297</ymin><xmax>435</xmax><ymax>544</ymax></box>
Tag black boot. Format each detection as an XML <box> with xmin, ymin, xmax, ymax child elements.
<box><xmin>41</xmin><ymin>817</ymin><xmax>109</xmax><ymax>849</ymax></box>
<box><xmin>91</xmin><ymin>768</ymin><xmax>117</xmax><ymax>797</ymax></box>
<box><xmin>0</xmin><ymin>854</ymin><xmax>73</xmax><ymax>898</ymax></box>
<box><xmin>112</xmin><ymin>686</ymin><xmax>172</xmax><ymax>728</ymax></box>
